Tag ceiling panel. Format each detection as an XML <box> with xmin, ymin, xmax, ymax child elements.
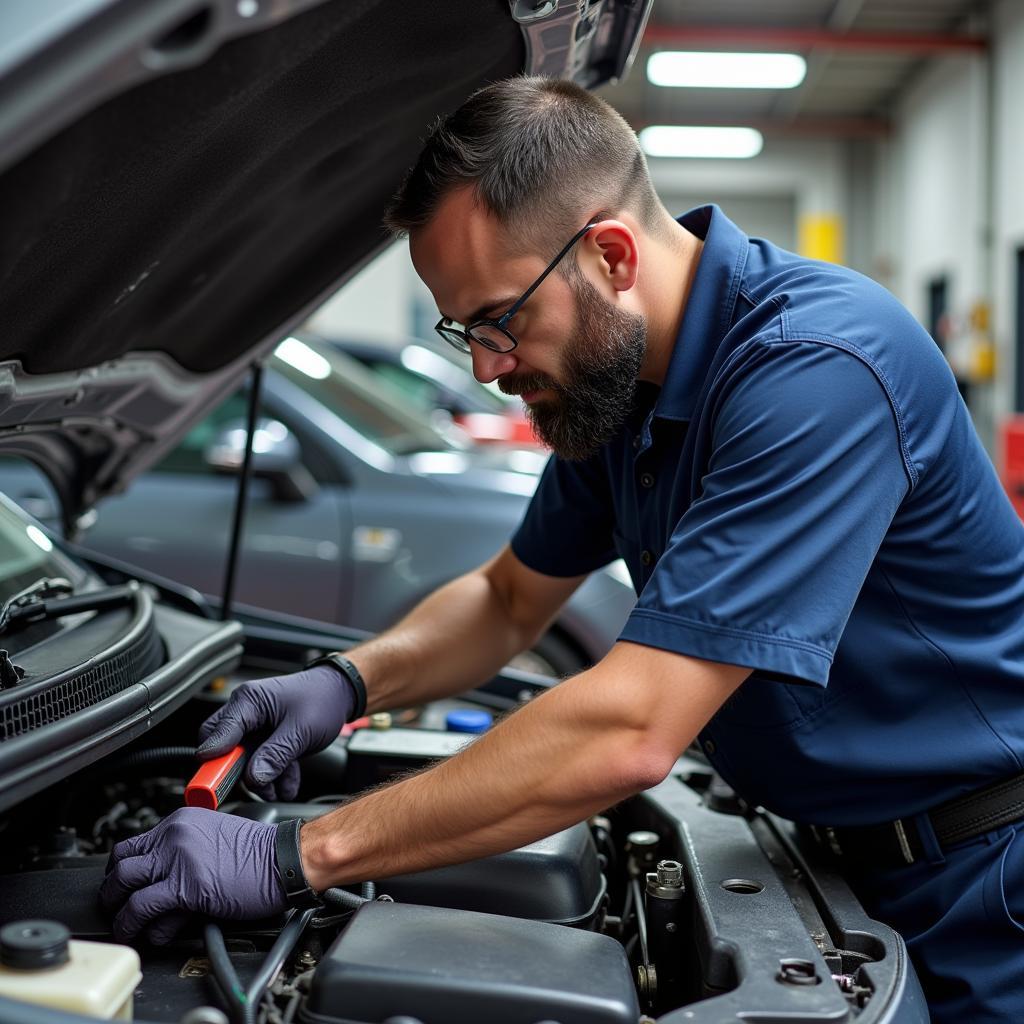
<box><xmin>599</xmin><ymin>0</ymin><xmax>989</xmax><ymax>135</ymax></box>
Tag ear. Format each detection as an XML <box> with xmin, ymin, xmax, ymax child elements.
<box><xmin>587</xmin><ymin>221</ymin><xmax>639</xmax><ymax>293</ymax></box>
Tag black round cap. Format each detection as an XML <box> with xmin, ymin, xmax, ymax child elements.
<box><xmin>0</xmin><ymin>920</ymin><xmax>70</xmax><ymax>970</ymax></box>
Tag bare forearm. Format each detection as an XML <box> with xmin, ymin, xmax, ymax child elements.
<box><xmin>299</xmin><ymin>654</ymin><xmax>671</xmax><ymax>888</ymax></box>
<box><xmin>345</xmin><ymin>566</ymin><xmax>540</xmax><ymax>714</ymax></box>
<box><xmin>342</xmin><ymin>548</ymin><xmax>584</xmax><ymax>714</ymax></box>
<box><xmin>299</xmin><ymin>644</ymin><xmax>748</xmax><ymax>890</ymax></box>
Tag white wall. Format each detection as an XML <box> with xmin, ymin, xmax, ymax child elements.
<box><xmin>647</xmin><ymin>135</ymin><xmax>847</xmax><ymax>237</ymax></box>
<box><xmin>307</xmin><ymin>239</ymin><xmax>432</xmax><ymax>348</ymax></box>
<box><xmin>889</xmin><ymin>54</ymin><xmax>988</xmax><ymax>332</ymax></box>
<box><xmin>992</xmin><ymin>0</ymin><xmax>1024</xmax><ymax>422</ymax></box>
<box><xmin>658</xmin><ymin>193</ymin><xmax>797</xmax><ymax>252</ymax></box>
<box><xmin>861</xmin><ymin>136</ymin><xmax>900</xmax><ymax>291</ymax></box>
<box><xmin>861</xmin><ymin>48</ymin><xmax>992</xmax><ymax>443</ymax></box>
<box><xmin>876</xmin><ymin>2</ymin><xmax>1024</xmax><ymax>443</ymax></box>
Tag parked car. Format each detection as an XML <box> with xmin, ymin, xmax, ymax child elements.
<box><xmin>330</xmin><ymin>333</ymin><xmax>543</xmax><ymax>446</ymax></box>
<box><xmin>0</xmin><ymin>336</ymin><xmax>634</xmax><ymax>677</ymax></box>
<box><xmin>0</xmin><ymin>2</ymin><xmax>926</xmax><ymax>1023</ymax></box>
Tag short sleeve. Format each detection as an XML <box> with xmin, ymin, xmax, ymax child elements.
<box><xmin>619</xmin><ymin>340</ymin><xmax>911</xmax><ymax>684</ymax></box>
<box><xmin>511</xmin><ymin>452</ymin><xmax>619</xmax><ymax>577</ymax></box>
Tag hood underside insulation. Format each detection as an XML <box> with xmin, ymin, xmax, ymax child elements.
<box><xmin>0</xmin><ymin>0</ymin><xmax>523</xmax><ymax>376</ymax></box>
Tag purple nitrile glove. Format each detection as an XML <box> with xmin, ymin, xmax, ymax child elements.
<box><xmin>99</xmin><ymin>807</ymin><xmax>288</xmax><ymax>944</ymax></box>
<box><xmin>196</xmin><ymin>665</ymin><xmax>356</xmax><ymax>800</ymax></box>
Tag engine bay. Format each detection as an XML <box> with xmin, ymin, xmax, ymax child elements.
<box><xmin>0</xmin><ymin>650</ymin><xmax>923</xmax><ymax>1024</ymax></box>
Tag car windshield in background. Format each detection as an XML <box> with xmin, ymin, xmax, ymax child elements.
<box><xmin>386</xmin><ymin>344</ymin><xmax>510</xmax><ymax>414</ymax></box>
<box><xmin>0</xmin><ymin>498</ymin><xmax>83</xmax><ymax>603</ymax></box>
<box><xmin>272</xmin><ymin>337</ymin><xmax>463</xmax><ymax>455</ymax></box>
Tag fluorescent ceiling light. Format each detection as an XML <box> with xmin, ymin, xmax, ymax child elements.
<box><xmin>647</xmin><ymin>51</ymin><xmax>806</xmax><ymax>89</ymax></box>
<box><xmin>639</xmin><ymin>126</ymin><xmax>764</xmax><ymax>160</ymax></box>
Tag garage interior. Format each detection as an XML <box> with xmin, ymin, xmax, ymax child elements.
<box><xmin>1</xmin><ymin>2</ymin><xmax>1024</xmax><ymax>1023</ymax></box>
<box><xmin>314</xmin><ymin>0</ymin><xmax>1024</xmax><ymax>515</ymax></box>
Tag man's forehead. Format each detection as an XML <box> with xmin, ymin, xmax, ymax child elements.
<box><xmin>409</xmin><ymin>188</ymin><xmax>535</xmax><ymax>321</ymax></box>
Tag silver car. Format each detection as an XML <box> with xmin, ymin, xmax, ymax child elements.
<box><xmin>0</xmin><ymin>336</ymin><xmax>635</xmax><ymax>677</ymax></box>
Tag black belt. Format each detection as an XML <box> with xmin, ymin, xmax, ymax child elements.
<box><xmin>805</xmin><ymin>771</ymin><xmax>1024</xmax><ymax>869</ymax></box>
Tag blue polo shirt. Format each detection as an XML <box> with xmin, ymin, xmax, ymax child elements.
<box><xmin>512</xmin><ymin>205</ymin><xmax>1024</xmax><ymax>827</ymax></box>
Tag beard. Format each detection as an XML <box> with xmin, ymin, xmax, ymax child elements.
<box><xmin>498</xmin><ymin>274</ymin><xmax>647</xmax><ymax>461</ymax></box>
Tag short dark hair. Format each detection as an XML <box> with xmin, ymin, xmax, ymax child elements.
<box><xmin>384</xmin><ymin>76</ymin><xmax>665</xmax><ymax>265</ymax></box>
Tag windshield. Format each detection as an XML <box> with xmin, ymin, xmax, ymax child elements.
<box><xmin>396</xmin><ymin>344</ymin><xmax>509</xmax><ymax>413</ymax></box>
<box><xmin>0</xmin><ymin>495</ymin><xmax>85</xmax><ymax>605</ymax></box>
<box><xmin>271</xmin><ymin>337</ymin><xmax>462</xmax><ymax>455</ymax></box>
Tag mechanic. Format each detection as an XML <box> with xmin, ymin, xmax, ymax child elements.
<box><xmin>102</xmin><ymin>77</ymin><xmax>1024</xmax><ymax>1023</ymax></box>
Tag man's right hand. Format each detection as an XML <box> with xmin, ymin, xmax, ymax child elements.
<box><xmin>197</xmin><ymin>665</ymin><xmax>357</xmax><ymax>800</ymax></box>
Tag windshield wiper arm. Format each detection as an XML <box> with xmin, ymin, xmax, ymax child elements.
<box><xmin>0</xmin><ymin>580</ymin><xmax>139</xmax><ymax>638</ymax></box>
<box><xmin>0</xmin><ymin>576</ymin><xmax>74</xmax><ymax>629</ymax></box>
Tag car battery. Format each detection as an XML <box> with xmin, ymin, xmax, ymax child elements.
<box><xmin>343</xmin><ymin>726</ymin><xmax>476</xmax><ymax>792</ymax></box>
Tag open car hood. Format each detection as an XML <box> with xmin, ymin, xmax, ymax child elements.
<box><xmin>0</xmin><ymin>0</ymin><xmax>651</xmax><ymax>533</ymax></box>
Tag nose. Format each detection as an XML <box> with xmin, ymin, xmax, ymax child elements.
<box><xmin>470</xmin><ymin>344</ymin><xmax>518</xmax><ymax>384</ymax></box>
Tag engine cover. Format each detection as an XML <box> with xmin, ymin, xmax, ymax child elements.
<box><xmin>306</xmin><ymin>900</ymin><xmax>640</xmax><ymax>1024</ymax></box>
<box><xmin>231</xmin><ymin>805</ymin><xmax>606</xmax><ymax>927</ymax></box>
<box><xmin>377</xmin><ymin>821</ymin><xmax>606</xmax><ymax>927</ymax></box>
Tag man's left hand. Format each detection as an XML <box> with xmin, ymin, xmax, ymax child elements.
<box><xmin>99</xmin><ymin>808</ymin><xmax>288</xmax><ymax>944</ymax></box>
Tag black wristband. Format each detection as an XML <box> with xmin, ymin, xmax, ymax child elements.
<box><xmin>274</xmin><ymin>818</ymin><xmax>322</xmax><ymax>909</ymax></box>
<box><xmin>306</xmin><ymin>652</ymin><xmax>368</xmax><ymax>722</ymax></box>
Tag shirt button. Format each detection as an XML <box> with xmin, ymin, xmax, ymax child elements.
<box><xmin>641</xmin><ymin>550</ymin><xmax>653</xmax><ymax>567</ymax></box>
<box><xmin>640</xmin><ymin>472</ymin><xmax>655</xmax><ymax>488</ymax></box>
<box><xmin>632</xmin><ymin>436</ymin><xmax>642</xmax><ymax>450</ymax></box>
<box><xmin>704</xmin><ymin>739</ymin><xmax>717</xmax><ymax>756</ymax></box>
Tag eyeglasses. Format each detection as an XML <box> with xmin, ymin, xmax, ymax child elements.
<box><xmin>435</xmin><ymin>220</ymin><xmax>599</xmax><ymax>355</ymax></box>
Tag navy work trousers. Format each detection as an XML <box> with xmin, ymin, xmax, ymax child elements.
<box><xmin>846</xmin><ymin>817</ymin><xmax>1024</xmax><ymax>1022</ymax></box>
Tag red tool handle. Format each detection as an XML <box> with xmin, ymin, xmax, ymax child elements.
<box><xmin>185</xmin><ymin>745</ymin><xmax>249</xmax><ymax>810</ymax></box>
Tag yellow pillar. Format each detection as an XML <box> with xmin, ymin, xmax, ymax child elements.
<box><xmin>798</xmin><ymin>213</ymin><xmax>845</xmax><ymax>265</ymax></box>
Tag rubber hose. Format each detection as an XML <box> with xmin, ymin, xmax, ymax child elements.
<box><xmin>321</xmin><ymin>887</ymin><xmax>369</xmax><ymax>911</ymax></box>
<box><xmin>245</xmin><ymin>908</ymin><xmax>315</xmax><ymax>1014</ymax></box>
<box><xmin>112</xmin><ymin>746</ymin><xmax>197</xmax><ymax>768</ymax></box>
<box><xmin>204</xmin><ymin>922</ymin><xmax>250</xmax><ymax>1024</ymax></box>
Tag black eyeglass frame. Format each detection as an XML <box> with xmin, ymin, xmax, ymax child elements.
<box><xmin>435</xmin><ymin>219</ymin><xmax>600</xmax><ymax>354</ymax></box>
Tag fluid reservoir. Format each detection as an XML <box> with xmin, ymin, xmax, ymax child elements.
<box><xmin>0</xmin><ymin>920</ymin><xmax>141</xmax><ymax>1020</ymax></box>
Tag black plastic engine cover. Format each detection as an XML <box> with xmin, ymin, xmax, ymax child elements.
<box><xmin>303</xmin><ymin>900</ymin><xmax>640</xmax><ymax>1024</ymax></box>
<box><xmin>231</xmin><ymin>804</ymin><xmax>606</xmax><ymax>927</ymax></box>
<box><xmin>377</xmin><ymin>822</ymin><xmax>606</xmax><ymax>927</ymax></box>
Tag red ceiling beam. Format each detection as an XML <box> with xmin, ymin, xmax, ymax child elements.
<box><xmin>629</xmin><ymin>116</ymin><xmax>892</xmax><ymax>140</ymax></box>
<box><xmin>642</xmin><ymin>24</ymin><xmax>988</xmax><ymax>54</ymax></box>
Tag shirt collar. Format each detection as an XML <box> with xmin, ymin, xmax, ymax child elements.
<box><xmin>653</xmin><ymin>205</ymin><xmax>750</xmax><ymax>422</ymax></box>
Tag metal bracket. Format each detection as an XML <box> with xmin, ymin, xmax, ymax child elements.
<box><xmin>0</xmin><ymin>650</ymin><xmax>25</xmax><ymax>689</ymax></box>
<box><xmin>508</xmin><ymin>0</ymin><xmax>653</xmax><ymax>87</ymax></box>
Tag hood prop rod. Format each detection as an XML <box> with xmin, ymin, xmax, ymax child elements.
<box><xmin>221</xmin><ymin>361</ymin><xmax>264</xmax><ymax>622</ymax></box>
